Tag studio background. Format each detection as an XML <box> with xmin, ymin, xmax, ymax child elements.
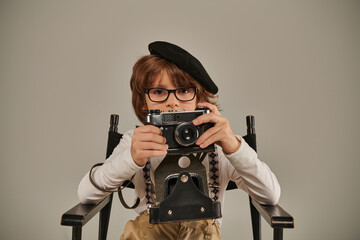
<box><xmin>1</xmin><ymin>1</ymin><xmax>359</xmax><ymax>239</ymax></box>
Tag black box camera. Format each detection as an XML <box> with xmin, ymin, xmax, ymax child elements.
<box><xmin>146</xmin><ymin>107</ymin><xmax>215</xmax><ymax>155</ymax></box>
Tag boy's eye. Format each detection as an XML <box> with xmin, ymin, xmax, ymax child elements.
<box><xmin>177</xmin><ymin>87</ymin><xmax>192</xmax><ymax>95</ymax></box>
<box><xmin>151</xmin><ymin>89</ymin><xmax>166</xmax><ymax>95</ymax></box>
<box><xmin>179</xmin><ymin>89</ymin><xmax>189</xmax><ymax>94</ymax></box>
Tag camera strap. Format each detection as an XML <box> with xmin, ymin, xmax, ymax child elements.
<box><xmin>89</xmin><ymin>163</ymin><xmax>140</xmax><ymax>209</ymax></box>
<box><xmin>208</xmin><ymin>146</ymin><xmax>220</xmax><ymax>201</ymax></box>
<box><xmin>143</xmin><ymin>159</ymin><xmax>153</xmax><ymax>205</ymax></box>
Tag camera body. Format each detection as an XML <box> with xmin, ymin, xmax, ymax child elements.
<box><xmin>146</xmin><ymin>107</ymin><xmax>215</xmax><ymax>155</ymax></box>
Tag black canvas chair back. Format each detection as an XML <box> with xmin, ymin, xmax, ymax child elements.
<box><xmin>61</xmin><ymin>114</ymin><xmax>294</xmax><ymax>240</ymax></box>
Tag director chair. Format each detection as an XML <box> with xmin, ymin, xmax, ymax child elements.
<box><xmin>61</xmin><ymin>114</ymin><xmax>294</xmax><ymax>240</ymax></box>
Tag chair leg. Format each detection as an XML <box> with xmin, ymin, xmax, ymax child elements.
<box><xmin>274</xmin><ymin>228</ymin><xmax>283</xmax><ymax>240</ymax></box>
<box><xmin>99</xmin><ymin>194</ymin><xmax>113</xmax><ymax>240</ymax></box>
<box><xmin>249</xmin><ymin>197</ymin><xmax>261</xmax><ymax>240</ymax></box>
<box><xmin>72</xmin><ymin>226</ymin><xmax>82</xmax><ymax>240</ymax></box>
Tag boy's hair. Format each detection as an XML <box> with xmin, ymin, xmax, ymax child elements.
<box><xmin>130</xmin><ymin>55</ymin><xmax>218</xmax><ymax>123</ymax></box>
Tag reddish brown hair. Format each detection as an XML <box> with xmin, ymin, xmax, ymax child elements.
<box><xmin>130</xmin><ymin>55</ymin><xmax>218</xmax><ymax>123</ymax></box>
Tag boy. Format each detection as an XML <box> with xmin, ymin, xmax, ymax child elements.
<box><xmin>78</xmin><ymin>41</ymin><xmax>280</xmax><ymax>240</ymax></box>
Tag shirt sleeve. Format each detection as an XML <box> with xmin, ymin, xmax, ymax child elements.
<box><xmin>77</xmin><ymin>129</ymin><xmax>143</xmax><ymax>204</ymax></box>
<box><xmin>224</xmin><ymin>136</ymin><xmax>281</xmax><ymax>205</ymax></box>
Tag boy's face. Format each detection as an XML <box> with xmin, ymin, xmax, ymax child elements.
<box><xmin>144</xmin><ymin>71</ymin><xmax>197</xmax><ymax>112</ymax></box>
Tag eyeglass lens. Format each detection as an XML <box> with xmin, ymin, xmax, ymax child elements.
<box><xmin>148</xmin><ymin>87</ymin><xmax>196</xmax><ymax>102</ymax></box>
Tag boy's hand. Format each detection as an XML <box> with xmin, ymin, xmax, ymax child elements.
<box><xmin>131</xmin><ymin>125</ymin><xmax>168</xmax><ymax>167</ymax></box>
<box><xmin>192</xmin><ymin>102</ymin><xmax>241</xmax><ymax>154</ymax></box>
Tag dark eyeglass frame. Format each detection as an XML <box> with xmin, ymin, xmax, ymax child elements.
<box><xmin>145</xmin><ymin>87</ymin><xmax>198</xmax><ymax>103</ymax></box>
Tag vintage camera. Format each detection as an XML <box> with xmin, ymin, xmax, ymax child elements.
<box><xmin>146</xmin><ymin>107</ymin><xmax>215</xmax><ymax>154</ymax></box>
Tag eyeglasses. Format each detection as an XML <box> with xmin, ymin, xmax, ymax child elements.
<box><xmin>145</xmin><ymin>87</ymin><xmax>198</xmax><ymax>102</ymax></box>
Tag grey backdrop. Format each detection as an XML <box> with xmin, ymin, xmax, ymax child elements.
<box><xmin>1</xmin><ymin>1</ymin><xmax>359</xmax><ymax>239</ymax></box>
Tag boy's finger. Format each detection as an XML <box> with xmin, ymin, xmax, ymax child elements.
<box><xmin>197</xmin><ymin>102</ymin><xmax>220</xmax><ymax>115</ymax></box>
<box><xmin>135</xmin><ymin>142</ymin><xmax>168</xmax><ymax>151</ymax></box>
<box><xmin>139</xmin><ymin>150</ymin><xmax>168</xmax><ymax>159</ymax></box>
<box><xmin>196</xmin><ymin>125</ymin><xmax>221</xmax><ymax>146</ymax></box>
<box><xmin>198</xmin><ymin>132</ymin><xmax>221</xmax><ymax>149</ymax></box>
<box><xmin>192</xmin><ymin>113</ymin><xmax>220</xmax><ymax>126</ymax></box>
<box><xmin>135</xmin><ymin>133</ymin><xmax>166</xmax><ymax>144</ymax></box>
<box><xmin>136</xmin><ymin>125</ymin><xmax>162</xmax><ymax>135</ymax></box>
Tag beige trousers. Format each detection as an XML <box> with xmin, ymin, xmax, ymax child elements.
<box><xmin>120</xmin><ymin>211</ymin><xmax>221</xmax><ymax>240</ymax></box>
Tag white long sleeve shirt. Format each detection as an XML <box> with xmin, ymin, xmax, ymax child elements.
<box><xmin>78</xmin><ymin>129</ymin><xmax>281</xmax><ymax>225</ymax></box>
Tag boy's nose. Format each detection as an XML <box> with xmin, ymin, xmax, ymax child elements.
<box><xmin>166</xmin><ymin>91</ymin><xmax>179</xmax><ymax>108</ymax></box>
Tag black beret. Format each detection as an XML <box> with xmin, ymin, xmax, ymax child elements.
<box><xmin>148</xmin><ymin>41</ymin><xmax>218</xmax><ymax>94</ymax></box>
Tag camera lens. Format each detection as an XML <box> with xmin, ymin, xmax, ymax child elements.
<box><xmin>182</xmin><ymin>129</ymin><xmax>193</xmax><ymax>141</ymax></box>
<box><xmin>175</xmin><ymin>122</ymin><xmax>199</xmax><ymax>146</ymax></box>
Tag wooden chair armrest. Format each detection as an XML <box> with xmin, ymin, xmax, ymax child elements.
<box><xmin>250</xmin><ymin>197</ymin><xmax>294</xmax><ymax>229</ymax></box>
<box><xmin>61</xmin><ymin>195</ymin><xmax>111</xmax><ymax>227</ymax></box>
